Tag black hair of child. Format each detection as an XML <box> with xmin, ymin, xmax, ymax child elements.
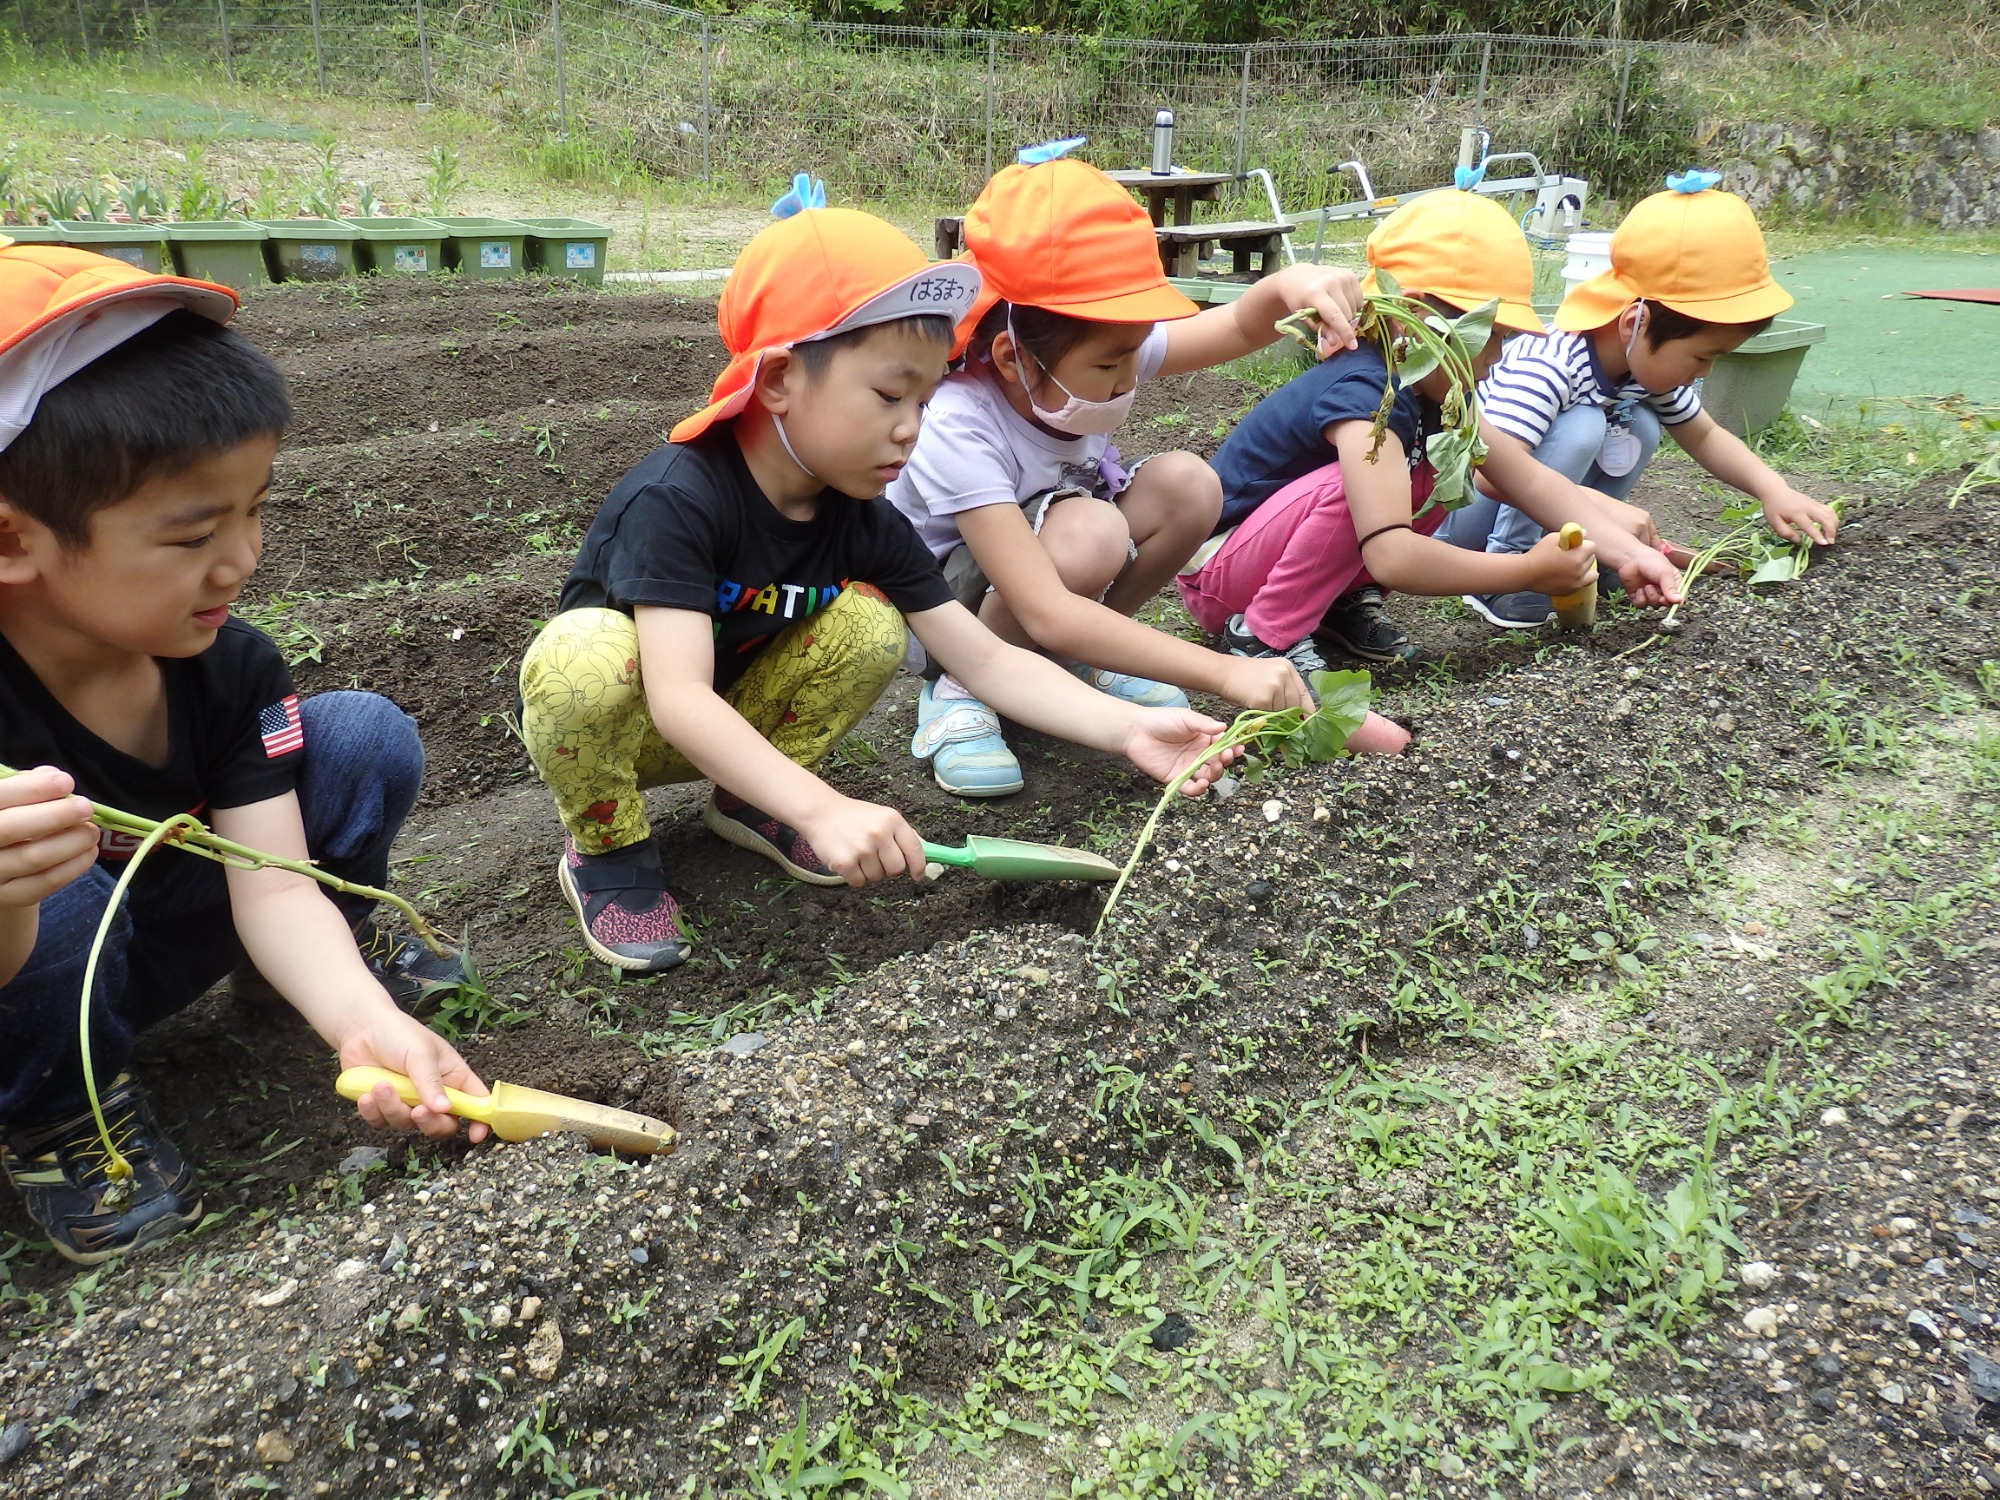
<box><xmin>793</xmin><ymin>314</ymin><xmax>957</xmax><ymax>377</ymax></box>
<box><xmin>1637</xmin><ymin>299</ymin><xmax>1775</xmax><ymax>350</ymax></box>
<box><xmin>966</xmin><ymin>302</ymin><xmax>1097</xmax><ymax>372</ymax></box>
<box><xmin>0</xmin><ymin>308</ymin><xmax>292</xmax><ymax>548</ymax></box>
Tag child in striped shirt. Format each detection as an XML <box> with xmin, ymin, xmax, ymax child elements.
<box><xmin>1441</xmin><ymin>177</ymin><xmax>1839</xmax><ymax>629</ymax></box>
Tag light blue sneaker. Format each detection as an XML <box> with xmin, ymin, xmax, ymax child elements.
<box><xmin>911</xmin><ymin>680</ymin><xmax>1024</xmax><ymax>797</ymax></box>
<box><xmin>1068</xmin><ymin>662</ymin><xmax>1191</xmax><ymax>710</ymax></box>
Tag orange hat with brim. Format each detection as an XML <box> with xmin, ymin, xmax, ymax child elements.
<box><xmin>1362</xmin><ymin>190</ymin><xmax>1543</xmax><ymax>335</ymax></box>
<box><xmin>0</xmin><ymin>239</ymin><xmax>237</xmax><ymax>452</ymax></box>
<box><xmin>671</xmin><ymin>208</ymin><xmax>982</xmax><ymax>445</ymax></box>
<box><xmin>958</xmin><ymin>158</ymin><xmax>1198</xmax><ymax>347</ymax></box>
<box><xmin>1556</xmin><ymin>185</ymin><xmax>1792</xmax><ymax>332</ymax></box>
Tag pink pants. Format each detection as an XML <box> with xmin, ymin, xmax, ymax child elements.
<box><xmin>1178</xmin><ymin>459</ymin><xmax>1439</xmax><ymax>646</ymax></box>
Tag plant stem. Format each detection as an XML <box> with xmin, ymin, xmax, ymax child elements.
<box><xmin>0</xmin><ymin>763</ymin><xmax>451</xmax><ymax>956</ymax></box>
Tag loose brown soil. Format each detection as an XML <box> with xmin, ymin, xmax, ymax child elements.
<box><xmin>1</xmin><ymin>276</ymin><xmax>1996</xmax><ymax>1500</ymax></box>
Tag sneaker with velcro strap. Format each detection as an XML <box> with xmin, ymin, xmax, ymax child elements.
<box><xmin>1315</xmin><ymin>584</ymin><xmax>1416</xmax><ymax>661</ymax></box>
<box><xmin>556</xmin><ymin>837</ymin><xmax>690</xmax><ymax>973</ymax></box>
<box><xmin>702</xmin><ymin>790</ymin><xmax>846</xmax><ymax>886</ymax></box>
<box><xmin>1067</xmin><ymin>662</ymin><xmax>1190</xmax><ymax>710</ymax></box>
<box><xmin>1461</xmin><ymin>590</ymin><xmax>1555</xmax><ymax>630</ymax></box>
<box><xmin>2</xmin><ymin>1076</ymin><xmax>203</xmax><ymax>1265</ymax></box>
<box><xmin>1222</xmin><ymin>614</ymin><xmax>1328</xmax><ymax>678</ymax></box>
<box><xmin>910</xmin><ymin>679</ymin><xmax>1024</xmax><ymax>798</ymax></box>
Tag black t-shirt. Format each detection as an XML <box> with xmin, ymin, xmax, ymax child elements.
<box><xmin>0</xmin><ymin>620</ymin><xmax>304</xmax><ymax>892</ymax></box>
<box><xmin>559</xmin><ymin>429</ymin><xmax>955</xmax><ymax>692</ymax></box>
<box><xmin>1211</xmin><ymin>340</ymin><xmax>1439</xmax><ymax>531</ymax></box>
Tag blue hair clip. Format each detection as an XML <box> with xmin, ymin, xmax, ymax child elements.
<box><xmin>1017</xmin><ymin>136</ymin><xmax>1086</xmax><ymax>165</ymax></box>
<box><xmin>1453</xmin><ymin>163</ymin><xmax>1487</xmax><ymax>192</ymax></box>
<box><xmin>771</xmin><ymin>172</ymin><xmax>827</xmax><ymax>219</ymax></box>
<box><xmin>1665</xmin><ymin>169</ymin><xmax>1721</xmax><ymax>195</ymax></box>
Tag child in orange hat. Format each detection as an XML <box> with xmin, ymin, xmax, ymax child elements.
<box><xmin>888</xmin><ymin>152</ymin><xmax>1395</xmax><ymax>799</ymax></box>
<box><xmin>0</xmin><ymin>241</ymin><xmax>486</xmax><ymax>1264</ymax></box>
<box><xmin>517</xmin><ymin>188</ymin><xmax>1243</xmax><ymax>974</ymax></box>
<box><xmin>1182</xmin><ymin>191</ymin><xmax>1682</xmax><ymax>662</ymax></box>
<box><xmin>1440</xmin><ymin>175</ymin><xmax>1839</xmax><ymax>630</ymax></box>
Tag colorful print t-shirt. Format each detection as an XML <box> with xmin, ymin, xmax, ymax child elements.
<box><xmin>559</xmin><ymin>428</ymin><xmax>954</xmax><ymax>691</ymax></box>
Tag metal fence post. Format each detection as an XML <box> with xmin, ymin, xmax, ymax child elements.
<box><xmin>983</xmin><ymin>33</ymin><xmax>996</xmax><ymax>180</ymax></box>
<box><xmin>216</xmin><ymin>0</ymin><xmax>235</xmax><ymax>83</ymax></box>
<box><xmin>1234</xmin><ymin>45</ymin><xmax>1251</xmax><ymax>177</ymax></box>
<box><xmin>698</xmin><ymin>19</ymin><xmax>713</xmax><ymax>186</ymax></box>
<box><xmin>75</xmin><ymin>0</ymin><xmax>91</xmax><ymax>61</ymax></box>
<box><xmin>551</xmin><ymin>0</ymin><xmax>568</xmax><ymax>136</ymax></box>
<box><xmin>1613</xmin><ymin>41</ymin><xmax>1633</xmax><ymax>136</ymax></box>
<box><xmin>309</xmin><ymin>0</ymin><xmax>326</xmax><ymax>91</ymax></box>
<box><xmin>415</xmin><ymin>0</ymin><xmax>433</xmax><ymax>105</ymax></box>
<box><xmin>1475</xmin><ymin>35</ymin><xmax>1492</xmax><ymax>126</ymax></box>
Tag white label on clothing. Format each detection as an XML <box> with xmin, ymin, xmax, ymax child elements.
<box><xmin>1598</xmin><ymin>422</ymin><xmax>1641</xmax><ymax>478</ymax></box>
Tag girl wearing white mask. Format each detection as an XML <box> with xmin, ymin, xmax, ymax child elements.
<box><xmin>889</xmin><ymin>152</ymin><xmax>1390</xmax><ymax>798</ymax></box>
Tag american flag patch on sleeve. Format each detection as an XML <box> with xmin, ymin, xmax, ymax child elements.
<box><xmin>258</xmin><ymin>694</ymin><xmax>305</xmax><ymax>757</ymax></box>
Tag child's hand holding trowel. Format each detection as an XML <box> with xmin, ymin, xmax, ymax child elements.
<box><xmin>335</xmin><ymin>1016</ymin><xmax>491</xmax><ymax>1142</ymax></box>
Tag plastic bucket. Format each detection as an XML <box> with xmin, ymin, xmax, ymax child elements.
<box><xmin>259</xmin><ymin>219</ymin><xmax>360</xmax><ymax>282</ymax></box>
<box><xmin>166</xmin><ymin>221</ymin><xmax>271</xmax><ymax>292</ymax></box>
<box><xmin>347</xmin><ymin>216</ymin><xmax>449</xmax><ymax>276</ymax></box>
<box><xmin>54</xmin><ymin>220</ymin><xmax>171</xmax><ymax>272</ymax></box>
<box><xmin>1560</xmin><ymin>231</ymin><xmax>1614</xmax><ymax>296</ymax></box>
<box><xmin>430</xmin><ymin>216</ymin><xmax>530</xmax><ymax>279</ymax></box>
<box><xmin>516</xmin><ymin>216</ymin><xmax>612</xmax><ymax>285</ymax></box>
<box><xmin>1699</xmin><ymin>319</ymin><xmax>1828</xmax><ymax>437</ymax></box>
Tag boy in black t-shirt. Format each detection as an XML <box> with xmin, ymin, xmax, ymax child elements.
<box><xmin>0</xmin><ymin>244</ymin><xmax>487</xmax><ymax>1264</ymax></box>
<box><xmin>519</xmin><ymin>201</ymin><xmax>1241</xmax><ymax>974</ymax></box>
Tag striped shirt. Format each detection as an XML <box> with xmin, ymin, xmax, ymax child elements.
<box><xmin>1479</xmin><ymin>330</ymin><xmax>1701</xmax><ymax>449</ymax></box>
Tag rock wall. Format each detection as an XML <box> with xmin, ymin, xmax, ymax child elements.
<box><xmin>1707</xmin><ymin>121</ymin><xmax>2000</xmax><ymax>228</ymax></box>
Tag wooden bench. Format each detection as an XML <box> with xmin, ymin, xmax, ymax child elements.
<box><xmin>937</xmin><ymin>213</ymin><xmax>1293</xmax><ymax>280</ymax></box>
<box><xmin>1153</xmin><ymin>220</ymin><xmax>1294</xmax><ymax>278</ymax></box>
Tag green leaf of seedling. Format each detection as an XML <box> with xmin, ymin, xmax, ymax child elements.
<box><xmin>1450</xmin><ymin>299</ymin><xmax>1499</xmax><ymax>363</ymax></box>
<box><xmin>1393</xmin><ymin>343</ymin><xmax>1441</xmax><ymax>386</ymax></box>
<box><xmin>1301</xmin><ymin>669</ymin><xmax>1372</xmax><ymax>753</ymax></box>
<box><xmin>1373</xmin><ymin>269</ymin><xmax>1402</xmax><ymax>300</ymax></box>
<box><xmin>1746</xmin><ymin>551</ymin><xmax>1806</xmax><ymax>585</ymax></box>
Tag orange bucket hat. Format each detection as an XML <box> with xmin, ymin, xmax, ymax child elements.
<box><xmin>671</xmin><ymin>206</ymin><xmax>982</xmax><ymax>444</ymax></box>
<box><xmin>0</xmin><ymin>238</ymin><xmax>236</xmax><ymax>452</ymax></box>
<box><xmin>1556</xmin><ymin>179</ymin><xmax>1792</xmax><ymax>331</ymax></box>
<box><xmin>1363</xmin><ymin>190</ymin><xmax>1543</xmax><ymax>335</ymax></box>
<box><xmin>959</xmin><ymin>157</ymin><xmax>1198</xmax><ymax>341</ymax></box>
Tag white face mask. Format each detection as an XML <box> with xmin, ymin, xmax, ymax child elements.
<box><xmin>1007</xmin><ymin>312</ymin><xmax>1137</xmax><ymax>437</ymax></box>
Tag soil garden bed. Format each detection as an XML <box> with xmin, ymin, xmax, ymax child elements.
<box><xmin>1</xmin><ymin>275</ymin><xmax>1997</xmax><ymax>1499</ymax></box>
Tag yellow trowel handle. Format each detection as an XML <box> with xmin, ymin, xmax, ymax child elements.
<box><xmin>336</xmin><ymin>1065</ymin><xmax>493</xmax><ymax>1124</ymax></box>
<box><xmin>1551</xmin><ymin>523</ymin><xmax>1594</xmax><ymax>603</ymax></box>
<box><xmin>1557</xmin><ymin>522</ymin><xmax>1585</xmax><ymax>552</ymax></box>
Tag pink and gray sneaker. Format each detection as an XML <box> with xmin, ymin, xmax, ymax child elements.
<box><xmin>556</xmin><ymin>837</ymin><xmax>690</xmax><ymax>972</ymax></box>
<box><xmin>701</xmin><ymin>790</ymin><xmax>846</xmax><ymax>886</ymax></box>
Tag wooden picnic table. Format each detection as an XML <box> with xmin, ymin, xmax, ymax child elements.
<box><xmin>1101</xmin><ymin>169</ymin><xmax>1238</xmax><ymax>228</ymax></box>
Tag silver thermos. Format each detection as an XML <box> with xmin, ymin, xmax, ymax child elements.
<box><xmin>1150</xmin><ymin>109</ymin><xmax>1174</xmax><ymax>175</ymax></box>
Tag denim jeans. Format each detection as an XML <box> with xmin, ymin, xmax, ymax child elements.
<box><xmin>1437</xmin><ymin>401</ymin><xmax>1664</xmax><ymax>557</ymax></box>
<box><xmin>0</xmin><ymin>692</ymin><xmax>423</xmax><ymax>1129</ymax></box>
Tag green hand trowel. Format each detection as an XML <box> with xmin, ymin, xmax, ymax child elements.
<box><xmin>921</xmin><ymin>835</ymin><xmax>1117</xmax><ymax>882</ymax></box>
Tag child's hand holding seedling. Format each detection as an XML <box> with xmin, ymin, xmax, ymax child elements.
<box><xmin>1218</xmin><ymin>656</ymin><xmax>1316</xmax><ymax>714</ymax></box>
<box><xmin>1759</xmin><ymin>483</ymin><xmax>1839</xmax><ymax>546</ymax></box>
<box><xmin>1118</xmin><ymin>709</ymin><xmax>1245</xmax><ymax>797</ymax></box>
<box><xmin>0</xmin><ymin>767</ymin><xmax>101</xmax><ymax>983</ymax></box>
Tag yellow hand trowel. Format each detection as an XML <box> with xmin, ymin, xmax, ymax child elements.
<box><xmin>1551</xmin><ymin>522</ymin><xmax>1599</xmax><ymax>631</ymax></box>
<box><xmin>336</xmin><ymin>1066</ymin><xmax>677</xmax><ymax>1155</ymax></box>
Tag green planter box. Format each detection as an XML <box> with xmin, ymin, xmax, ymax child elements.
<box><xmin>346</xmin><ymin>216</ymin><xmax>449</xmax><ymax>276</ymax></box>
<box><xmin>516</xmin><ymin>216</ymin><xmax>612</xmax><ymax>285</ymax></box>
<box><xmin>167</xmin><ymin>221</ymin><xmax>271</xmax><ymax>292</ymax></box>
<box><xmin>430</xmin><ymin>216</ymin><xmax>530</xmax><ymax>279</ymax></box>
<box><xmin>55</xmin><ymin>220</ymin><xmax>170</xmax><ymax>272</ymax></box>
<box><xmin>259</xmin><ymin>218</ymin><xmax>361</xmax><ymax>282</ymax></box>
<box><xmin>1699</xmin><ymin>319</ymin><xmax>1829</xmax><ymax>437</ymax></box>
<box><xmin>1</xmin><ymin>223</ymin><xmax>65</xmax><ymax>246</ymax></box>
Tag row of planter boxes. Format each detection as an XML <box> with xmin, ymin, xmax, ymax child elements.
<box><xmin>0</xmin><ymin>216</ymin><xmax>612</xmax><ymax>292</ymax></box>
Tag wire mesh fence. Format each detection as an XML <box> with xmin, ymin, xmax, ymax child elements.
<box><xmin>5</xmin><ymin>0</ymin><xmax>1707</xmax><ymax>211</ymax></box>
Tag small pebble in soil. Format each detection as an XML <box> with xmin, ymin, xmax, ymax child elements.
<box><xmin>0</xmin><ymin>1422</ymin><xmax>32</xmax><ymax>1468</ymax></box>
<box><xmin>1210</xmin><ymin>776</ymin><xmax>1238</xmax><ymax>801</ymax></box>
<box><xmin>1810</xmin><ymin>1353</ymin><xmax>1844</xmax><ymax>1381</ymax></box>
<box><xmin>1909</xmin><ymin>1309</ymin><xmax>1945</xmax><ymax>1344</ymax></box>
<box><xmin>254</xmin><ymin>1431</ymin><xmax>295</xmax><ymax>1465</ymax></box>
<box><xmin>1820</xmin><ymin>1106</ymin><xmax>1850</xmax><ymax>1127</ymax></box>
<box><xmin>1312</xmin><ymin>803</ymin><xmax>1329</xmax><ymax>823</ymax></box>
<box><xmin>1739</xmin><ymin>1261</ymin><xmax>1779</xmax><ymax>1290</ymax></box>
<box><xmin>1246</xmin><ymin>880</ymin><xmax>1274</xmax><ymax>904</ymax></box>
<box><xmin>1743</xmin><ymin>1306</ymin><xmax>1780</xmax><ymax>1337</ymax></box>
<box><xmin>338</xmin><ymin>1146</ymin><xmax>389</xmax><ymax>1176</ymax></box>
<box><xmin>1148</xmin><ymin>1312</ymin><xmax>1196</xmax><ymax>1352</ymax></box>
<box><xmin>719</xmin><ymin>1033</ymin><xmax>769</xmax><ymax>1058</ymax></box>
<box><xmin>1262</xmin><ymin>799</ymin><xmax>1283</xmax><ymax>824</ymax></box>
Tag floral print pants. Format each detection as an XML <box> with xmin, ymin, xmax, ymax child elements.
<box><xmin>519</xmin><ymin>584</ymin><xmax>907</xmax><ymax>852</ymax></box>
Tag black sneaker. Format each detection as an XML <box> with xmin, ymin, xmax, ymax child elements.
<box><xmin>702</xmin><ymin>791</ymin><xmax>846</xmax><ymax>887</ymax></box>
<box><xmin>2</xmin><ymin>1077</ymin><xmax>203</xmax><ymax>1265</ymax></box>
<box><xmin>556</xmin><ymin>838</ymin><xmax>690</xmax><ymax>973</ymax></box>
<box><xmin>1315</xmin><ymin>585</ymin><xmax>1416</xmax><ymax>662</ymax></box>
<box><xmin>355</xmin><ymin>919</ymin><xmax>469</xmax><ymax>1006</ymax></box>
<box><xmin>1222</xmin><ymin>613</ymin><xmax>1328</xmax><ymax>677</ymax></box>
<box><xmin>1461</xmin><ymin>591</ymin><xmax>1555</xmax><ymax>630</ymax></box>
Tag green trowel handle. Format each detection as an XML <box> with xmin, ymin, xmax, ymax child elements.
<box><xmin>920</xmin><ymin>840</ymin><xmax>977</xmax><ymax>869</ymax></box>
